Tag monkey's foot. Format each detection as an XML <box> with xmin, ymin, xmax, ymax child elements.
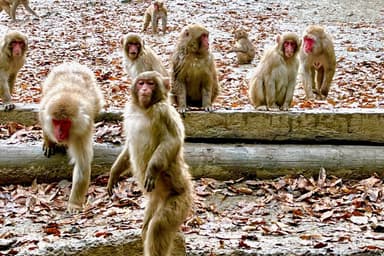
<box><xmin>255</xmin><ymin>105</ymin><xmax>268</xmax><ymax>111</ymax></box>
<box><xmin>3</xmin><ymin>103</ymin><xmax>15</xmax><ymax>111</ymax></box>
<box><xmin>204</xmin><ymin>105</ymin><xmax>213</xmax><ymax>112</ymax></box>
<box><xmin>66</xmin><ymin>202</ymin><xmax>83</xmax><ymax>214</ymax></box>
<box><xmin>177</xmin><ymin>106</ymin><xmax>187</xmax><ymax>114</ymax></box>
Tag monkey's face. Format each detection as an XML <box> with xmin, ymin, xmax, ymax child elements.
<box><xmin>235</xmin><ymin>30</ymin><xmax>247</xmax><ymax>40</ymax></box>
<box><xmin>133</xmin><ymin>71</ymin><xmax>168</xmax><ymax>108</ymax></box>
<box><xmin>126</xmin><ymin>42</ymin><xmax>141</xmax><ymax>60</ymax></box>
<box><xmin>135</xmin><ymin>78</ymin><xmax>156</xmax><ymax>108</ymax></box>
<box><xmin>10</xmin><ymin>40</ymin><xmax>26</xmax><ymax>57</ymax></box>
<box><xmin>303</xmin><ymin>35</ymin><xmax>316</xmax><ymax>55</ymax></box>
<box><xmin>283</xmin><ymin>40</ymin><xmax>297</xmax><ymax>58</ymax></box>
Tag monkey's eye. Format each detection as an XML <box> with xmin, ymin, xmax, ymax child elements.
<box><xmin>11</xmin><ymin>41</ymin><xmax>24</xmax><ymax>47</ymax></box>
<box><xmin>137</xmin><ymin>80</ymin><xmax>145</xmax><ymax>85</ymax></box>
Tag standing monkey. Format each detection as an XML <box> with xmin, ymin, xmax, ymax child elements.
<box><xmin>300</xmin><ymin>25</ymin><xmax>336</xmax><ymax>100</ymax></box>
<box><xmin>249</xmin><ymin>32</ymin><xmax>301</xmax><ymax>111</ymax></box>
<box><xmin>143</xmin><ymin>0</ymin><xmax>167</xmax><ymax>34</ymax></box>
<box><xmin>121</xmin><ymin>33</ymin><xmax>169</xmax><ymax>81</ymax></box>
<box><xmin>171</xmin><ymin>23</ymin><xmax>220</xmax><ymax>113</ymax></box>
<box><xmin>0</xmin><ymin>0</ymin><xmax>39</xmax><ymax>21</ymax></box>
<box><xmin>107</xmin><ymin>71</ymin><xmax>193</xmax><ymax>256</ymax></box>
<box><xmin>39</xmin><ymin>62</ymin><xmax>104</xmax><ymax>213</ymax></box>
<box><xmin>228</xmin><ymin>29</ymin><xmax>256</xmax><ymax>64</ymax></box>
<box><xmin>0</xmin><ymin>30</ymin><xmax>27</xmax><ymax>111</ymax></box>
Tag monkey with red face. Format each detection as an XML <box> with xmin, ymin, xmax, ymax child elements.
<box><xmin>300</xmin><ymin>25</ymin><xmax>336</xmax><ymax>100</ymax></box>
<box><xmin>39</xmin><ymin>62</ymin><xmax>104</xmax><ymax>213</ymax></box>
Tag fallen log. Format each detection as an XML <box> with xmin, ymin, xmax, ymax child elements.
<box><xmin>2</xmin><ymin>104</ymin><xmax>384</xmax><ymax>143</ymax></box>
<box><xmin>0</xmin><ymin>142</ymin><xmax>383</xmax><ymax>185</ymax></box>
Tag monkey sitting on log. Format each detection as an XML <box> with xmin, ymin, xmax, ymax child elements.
<box><xmin>107</xmin><ymin>71</ymin><xmax>193</xmax><ymax>256</ymax></box>
<box><xmin>39</xmin><ymin>62</ymin><xmax>104</xmax><ymax>213</ymax></box>
<box><xmin>248</xmin><ymin>32</ymin><xmax>301</xmax><ymax>111</ymax></box>
<box><xmin>171</xmin><ymin>23</ymin><xmax>220</xmax><ymax>114</ymax></box>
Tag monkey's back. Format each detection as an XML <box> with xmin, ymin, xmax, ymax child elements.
<box><xmin>41</xmin><ymin>62</ymin><xmax>104</xmax><ymax>117</ymax></box>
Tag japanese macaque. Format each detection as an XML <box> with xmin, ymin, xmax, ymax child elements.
<box><xmin>143</xmin><ymin>0</ymin><xmax>167</xmax><ymax>34</ymax></box>
<box><xmin>299</xmin><ymin>25</ymin><xmax>336</xmax><ymax>100</ymax></box>
<box><xmin>39</xmin><ymin>62</ymin><xmax>104</xmax><ymax>213</ymax></box>
<box><xmin>248</xmin><ymin>32</ymin><xmax>301</xmax><ymax>111</ymax></box>
<box><xmin>171</xmin><ymin>23</ymin><xmax>219</xmax><ymax>113</ymax></box>
<box><xmin>0</xmin><ymin>30</ymin><xmax>27</xmax><ymax>111</ymax></box>
<box><xmin>228</xmin><ymin>29</ymin><xmax>255</xmax><ymax>64</ymax></box>
<box><xmin>121</xmin><ymin>33</ymin><xmax>169</xmax><ymax>81</ymax></box>
<box><xmin>0</xmin><ymin>0</ymin><xmax>39</xmax><ymax>21</ymax></box>
<box><xmin>107</xmin><ymin>71</ymin><xmax>193</xmax><ymax>256</ymax></box>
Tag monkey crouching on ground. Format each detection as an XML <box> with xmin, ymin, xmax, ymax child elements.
<box><xmin>39</xmin><ymin>62</ymin><xmax>104</xmax><ymax>213</ymax></box>
<box><xmin>229</xmin><ymin>29</ymin><xmax>256</xmax><ymax>64</ymax></box>
<box><xmin>107</xmin><ymin>71</ymin><xmax>193</xmax><ymax>256</ymax></box>
<box><xmin>249</xmin><ymin>32</ymin><xmax>301</xmax><ymax>111</ymax></box>
<box><xmin>0</xmin><ymin>30</ymin><xmax>27</xmax><ymax>111</ymax></box>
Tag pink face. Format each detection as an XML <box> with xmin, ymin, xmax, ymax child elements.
<box><xmin>52</xmin><ymin>119</ymin><xmax>71</xmax><ymax>142</ymax></box>
<box><xmin>11</xmin><ymin>40</ymin><xmax>25</xmax><ymax>57</ymax></box>
<box><xmin>303</xmin><ymin>36</ymin><xmax>315</xmax><ymax>54</ymax></box>
<box><xmin>200</xmin><ymin>33</ymin><xmax>209</xmax><ymax>50</ymax></box>
<box><xmin>136</xmin><ymin>79</ymin><xmax>156</xmax><ymax>108</ymax></box>
<box><xmin>127</xmin><ymin>42</ymin><xmax>140</xmax><ymax>58</ymax></box>
<box><xmin>283</xmin><ymin>40</ymin><xmax>297</xmax><ymax>58</ymax></box>
<box><xmin>154</xmin><ymin>2</ymin><xmax>159</xmax><ymax>11</ymax></box>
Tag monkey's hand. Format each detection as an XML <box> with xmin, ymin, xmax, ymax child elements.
<box><xmin>42</xmin><ymin>141</ymin><xmax>56</xmax><ymax>157</ymax></box>
<box><xmin>4</xmin><ymin>103</ymin><xmax>15</xmax><ymax>112</ymax></box>
<box><xmin>107</xmin><ymin>175</ymin><xmax>118</xmax><ymax>196</ymax></box>
<box><xmin>144</xmin><ymin>167</ymin><xmax>158</xmax><ymax>192</ymax></box>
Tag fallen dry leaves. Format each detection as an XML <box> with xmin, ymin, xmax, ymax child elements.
<box><xmin>0</xmin><ymin>171</ymin><xmax>383</xmax><ymax>254</ymax></box>
<box><xmin>0</xmin><ymin>0</ymin><xmax>383</xmax><ymax>255</ymax></box>
<box><xmin>0</xmin><ymin>0</ymin><xmax>381</xmax><ymax>111</ymax></box>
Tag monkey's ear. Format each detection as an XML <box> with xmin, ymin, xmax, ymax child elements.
<box><xmin>275</xmin><ymin>35</ymin><xmax>281</xmax><ymax>44</ymax></box>
<box><xmin>183</xmin><ymin>28</ymin><xmax>189</xmax><ymax>37</ymax></box>
<box><xmin>120</xmin><ymin>36</ymin><xmax>125</xmax><ymax>46</ymax></box>
<box><xmin>163</xmin><ymin>77</ymin><xmax>171</xmax><ymax>91</ymax></box>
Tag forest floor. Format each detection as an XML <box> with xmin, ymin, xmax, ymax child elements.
<box><xmin>0</xmin><ymin>0</ymin><xmax>383</xmax><ymax>255</ymax></box>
